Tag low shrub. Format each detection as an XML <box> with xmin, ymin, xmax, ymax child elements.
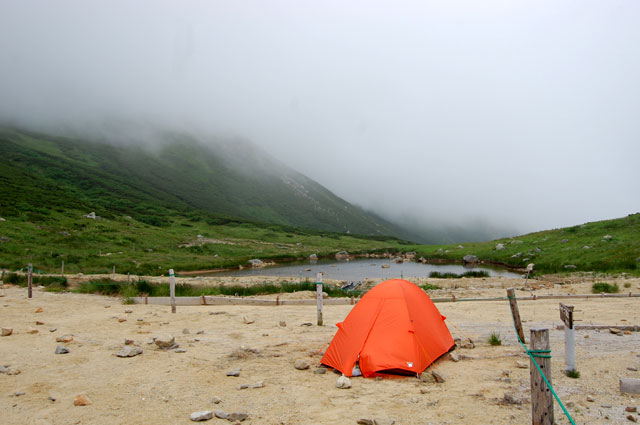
<box><xmin>488</xmin><ymin>331</ymin><xmax>502</xmax><ymax>346</ymax></box>
<box><xmin>591</xmin><ymin>282</ymin><xmax>619</xmax><ymax>294</ymax></box>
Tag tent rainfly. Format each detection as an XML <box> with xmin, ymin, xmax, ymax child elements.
<box><xmin>321</xmin><ymin>279</ymin><xmax>454</xmax><ymax>377</ymax></box>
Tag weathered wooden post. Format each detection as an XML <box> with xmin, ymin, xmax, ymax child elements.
<box><xmin>507</xmin><ymin>287</ymin><xmax>526</xmax><ymax>343</ymax></box>
<box><xmin>316</xmin><ymin>272</ymin><xmax>323</xmax><ymax>326</ymax></box>
<box><xmin>127</xmin><ymin>272</ymin><xmax>130</xmax><ymax>283</ymax></box>
<box><xmin>27</xmin><ymin>263</ymin><xmax>33</xmax><ymax>298</ymax></box>
<box><xmin>61</xmin><ymin>260</ymin><xmax>64</xmax><ymax>276</ymax></box>
<box><xmin>559</xmin><ymin>303</ymin><xmax>576</xmax><ymax>374</ymax></box>
<box><xmin>112</xmin><ymin>265</ymin><xmax>115</xmax><ymax>279</ymax></box>
<box><xmin>169</xmin><ymin>269</ymin><xmax>176</xmax><ymax>313</ymax></box>
<box><xmin>530</xmin><ymin>328</ymin><xmax>554</xmax><ymax>425</ymax></box>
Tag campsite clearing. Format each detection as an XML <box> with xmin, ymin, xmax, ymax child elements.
<box><xmin>0</xmin><ymin>274</ymin><xmax>638</xmax><ymax>424</ymax></box>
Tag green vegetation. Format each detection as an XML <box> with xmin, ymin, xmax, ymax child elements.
<box><xmin>71</xmin><ymin>279</ymin><xmax>358</xmax><ymax>299</ymax></box>
<box><xmin>488</xmin><ymin>331</ymin><xmax>502</xmax><ymax>346</ymax></box>
<box><xmin>2</xmin><ymin>272</ymin><xmax>67</xmax><ymax>288</ymax></box>
<box><xmin>428</xmin><ymin>270</ymin><xmax>489</xmax><ymax>279</ymax></box>
<box><xmin>420</xmin><ymin>283</ymin><xmax>441</xmax><ymax>291</ymax></box>
<box><xmin>591</xmin><ymin>282</ymin><xmax>620</xmax><ymax>294</ymax></box>
<box><xmin>407</xmin><ymin>213</ymin><xmax>640</xmax><ymax>275</ymax></box>
<box><xmin>566</xmin><ymin>369</ymin><xmax>580</xmax><ymax>379</ymax></box>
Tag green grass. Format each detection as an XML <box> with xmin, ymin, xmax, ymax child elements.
<box><xmin>70</xmin><ymin>279</ymin><xmax>358</xmax><ymax>298</ymax></box>
<box><xmin>488</xmin><ymin>331</ymin><xmax>502</xmax><ymax>346</ymax></box>
<box><xmin>591</xmin><ymin>282</ymin><xmax>620</xmax><ymax>294</ymax></box>
<box><xmin>421</xmin><ymin>283</ymin><xmax>442</xmax><ymax>291</ymax></box>
<box><xmin>428</xmin><ymin>270</ymin><xmax>489</xmax><ymax>279</ymax></box>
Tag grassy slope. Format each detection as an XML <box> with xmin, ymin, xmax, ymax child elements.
<box><xmin>408</xmin><ymin>213</ymin><xmax>640</xmax><ymax>274</ymax></box>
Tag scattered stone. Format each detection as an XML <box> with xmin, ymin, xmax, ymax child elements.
<box><xmin>196</xmin><ymin>330</ymin><xmax>204</xmax><ymax>335</ymax></box>
<box><xmin>457</xmin><ymin>337</ymin><xmax>475</xmax><ymax>349</ymax></box>
<box><xmin>373</xmin><ymin>419</ymin><xmax>395</xmax><ymax>425</ymax></box>
<box><xmin>1</xmin><ymin>327</ymin><xmax>12</xmax><ymax>336</ymax></box>
<box><xmin>26</xmin><ymin>326</ymin><xmax>38</xmax><ymax>334</ymax></box>
<box><xmin>584</xmin><ymin>334</ymin><xmax>590</xmax><ymax>339</ymax></box>
<box><xmin>251</xmin><ymin>381</ymin><xmax>264</xmax><ymax>389</ymax></box>
<box><xmin>629</xmin><ymin>367</ymin><xmax>639</xmax><ymax>372</ymax></box>
<box><xmin>603</xmin><ymin>234</ymin><xmax>613</xmax><ymax>240</ymax></box>
<box><xmin>419</xmin><ymin>372</ymin><xmax>436</xmax><ymax>383</ymax></box>
<box><xmin>561</xmin><ymin>239</ymin><xmax>568</xmax><ymax>243</ymax></box>
<box><xmin>212</xmin><ymin>396</ymin><xmax>222</xmax><ymax>404</ymax></box>
<box><xmin>610</xmin><ymin>328</ymin><xmax>622</xmax><ymax>335</ymax></box>
<box><xmin>137</xmin><ymin>318</ymin><xmax>143</xmax><ymax>322</ymax></box>
<box><xmin>242</xmin><ymin>316</ymin><xmax>255</xmax><ymax>324</ymax></box>
<box><xmin>14</xmin><ymin>391</ymin><xmax>25</xmax><ymax>397</ymax></box>
<box><xmin>174</xmin><ymin>348</ymin><xmax>186</xmax><ymax>353</ymax></box>
<box><xmin>357</xmin><ymin>419</ymin><xmax>374</xmax><ymax>425</ymax></box>
<box><xmin>56</xmin><ymin>335</ymin><xmax>73</xmax><ymax>343</ymax></box>
<box><xmin>495</xmin><ymin>244</ymin><xmax>505</xmax><ymax>250</ymax></box>
<box><xmin>214</xmin><ymin>410</ymin><xmax>229</xmax><ymax>420</ymax></box>
<box><xmin>229</xmin><ymin>412</ymin><xmax>248</xmax><ymax>422</ymax></box>
<box><xmin>448</xmin><ymin>352</ymin><xmax>459</xmax><ymax>362</ymax></box>
<box><xmin>118</xmin><ymin>317</ymin><xmax>127</xmax><ymax>323</ymax></box>
<box><xmin>279</xmin><ymin>321</ymin><xmax>286</xmax><ymax>327</ymax></box>
<box><xmin>55</xmin><ymin>345</ymin><xmax>70</xmax><ymax>354</ymax></box>
<box><xmin>226</xmin><ymin>369</ymin><xmax>241</xmax><ymax>377</ymax></box>
<box><xmin>301</xmin><ymin>322</ymin><xmax>313</xmax><ymax>326</ymax></box>
<box><xmin>124</xmin><ymin>339</ymin><xmax>134</xmax><ymax>345</ymax></box>
<box><xmin>35</xmin><ymin>320</ymin><xmax>44</xmax><ymax>325</ymax></box>
<box><xmin>314</xmin><ymin>367</ymin><xmax>327</xmax><ymax>374</ymax></box>
<box><xmin>503</xmin><ymin>393</ymin><xmax>522</xmax><ymax>405</ymax></box>
<box><xmin>49</xmin><ymin>328</ymin><xmax>57</xmax><ymax>332</ymax></box>
<box><xmin>625</xmin><ymin>331</ymin><xmax>632</xmax><ymax>335</ymax></box>
<box><xmin>410</xmin><ymin>396</ymin><xmax>420</xmax><ymax>403</ymax></box>
<box><xmin>628</xmin><ymin>415</ymin><xmax>637</xmax><ymax>423</ymax></box>
<box><xmin>183</xmin><ymin>328</ymin><xmax>190</xmax><ymax>334</ymax></box>
<box><xmin>564</xmin><ymin>265</ymin><xmax>577</xmax><ymax>269</ymax></box>
<box><xmin>586</xmin><ymin>395</ymin><xmax>595</xmax><ymax>402</ymax></box>
<box><xmin>583</xmin><ymin>246</ymin><xmax>591</xmax><ymax>249</ymax></box>
<box><xmin>627</xmin><ymin>407</ymin><xmax>638</xmax><ymax>413</ymax></box>
<box><xmin>431</xmin><ymin>370</ymin><xmax>445</xmax><ymax>383</ymax></box>
<box><xmin>190</xmin><ymin>410</ymin><xmax>213</xmax><ymax>422</ymax></box>
<box><xmin>48</xmin><ymin>396</ymin><xmax>56</xmax><ymax>402</ymax></box>
<box><xmin>237</xmin><ymin>384</ymin><xmax>249</xmax><ymax>390</ymax></box>
<box><xmin>116</xmin><ymin>346</ymin><xmax>142</xmax><ymax>358</ymax></box>
<box><xmin>35</xmin><ymin>307</ymin><xmax>43</xmax><ymax>313</ymax></box>
<box><xmin>294</xmin><ymin>359</ymin><xmax>310</xmax><ymax>370</ymax></box>
<box><xmin>154</xmin><ymin>335</ymin><xmax>177</xmax><ymax>350</ymax></box>
<box><xmin>336</xmin><ymin>375</ymin><xmax>352</xmax><ymax>389</ymax></box>
<box><xmin>124</xmin><ymin>309</ymin><xmax>133</xmax><ymax>314</ymax></box>
<box><xmin>104</xmin><ymin>305</ymin><xmax>111</xmax><ymax>308</ymax></box>
<box><xmin>463</xmin><ymin>255</ymin><xmax>479</xmax><ymax>264</ymax></box>
<box><xmin>516</xmin><ymin>360</ymin><xmax>528</xmax><ymax>369</ymax></box>
<box><xmin>73</xmin><ymin>394</ymin><xmax>92</xmax><ymax>406</ymax></box>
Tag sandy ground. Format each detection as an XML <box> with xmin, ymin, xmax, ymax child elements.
<box><xmin>1</xmin><ymin>275</ymin><xmax>639</xmax><ymax>425</ymax></box>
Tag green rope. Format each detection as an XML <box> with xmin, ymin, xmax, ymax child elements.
<box><xmin>508</xmin><ymin>293</ymin><xmax>576</xmax><ymax>425</ymax></box>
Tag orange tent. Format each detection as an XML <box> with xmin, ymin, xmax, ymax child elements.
<box><xmin>321</xmin><ymin>279</ymin><xmax>454</xmax><ymax>377</ymax></box>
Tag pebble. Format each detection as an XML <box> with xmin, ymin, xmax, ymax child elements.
<box><xmin>212</xmin><ymin>396</ymin><xmax>222</xmax><ymax>404</ymax></box>
<box><xmin>357</xmin><ymin>419</ymin><xmax>374</xmax><ymax>425</ymax></box>
<box><xmin>190</xmin><ymin>410</ymin><xmax>213</xmax><ymax>422</ymax></box>
<box><xmin>457</xmin><ymin>337</ymin><xmax>475</xmax><ymax>349</ymax></box>
<box><xmin>300</xmin><ymin>322</ymin><xmax>313</xmax><ymax>326</ymax></box>
<box><xmin>503</xmin><ymin>393</ymin><xmax>522</xmax><ymax>405</ymax></box>
<box><xmin>314</xmin><ymin>368</ymin><xmax>327</xmax><ymax>375</ymax></box>
<box><xmin>238</xmin><ymin>384</ymin><xmax>249</xmax><ymax>390</ymax></box>
<box><xmin>448</xmin><ymin>352</ymin><xmax>459</xmax><ymax>362</ymax></box>
<box><xmin>1</xmin><ymin>327</ymin><xmax>12</xmax><ymax>336</ymax></box>
<box><xmin>609</xmin><ymin>328</ymin><xmax>622</xmax><ymax>335</ymax></box>
<box><xmin>628</xmin><ymin>367</ymin><xmax>638</xmax><ymax>372</ymax></box>
<box><xmin>118</xmin><ymin>317</ymin><xmax>127</xmax><ymax>322</ymax></box>
<box><xmin>336</xmin><ymin>375</ymin><xmax>352</xmax><ymax>389</ymax></box>
<box><xmin>116</xmin><ymin>346</ymin><xmax>143</xmax><ymax>358</ymax></box>
<box><xmin>35</xmin><ymin>307</ymin><xmax>43</xmax><ymax>313</ymax></box>
<box><xmin>174</xmin><ymin>348</ymin><xmax>186</xmax><ymax>353</ymax></box>
<box><xmin>26</xmin><ymin>326</ymin><xmax>38</xmax><ymax>334</ymax></box>
<box><xmin>137</xmin><ymin>318</ymin><xmax>143</xmax><ymax>322</ymax></box>
<box><xmin>182</xmin><ymin>328</ymin><xmax>190</xmax><ymax>334</ymax></box>
<box><xmin>628</xmin><ymin>415</ymin><xmax>637</xmax><ymax>423</ymax></box>
<box><xmin>431</xmin><ymin>370</ymin><xmax>445</xmax><ymax>383</ymax></box>
<box><xmin>196</xmin><ymin>330</ymin><xmax>204</xmax><ymax>335</ymax></box>
<box><xmin>294</xmin><ymin>359</ymin><xmax>310</xmax><ymax>370</ymax></box>
<box><xmin>104</xmin><ymin>305</ymin><xmax>111</xmax><ymax>308</ymax></box>
<box><xmin>516</xmin><ymin>360</ymin><xmax>528</xmax><ymax>369</ymax></box>
<box><xmin>420</xmin><ymin>388</ymin><xmax>429</xmax><ymax>394</ymax></box>
<box><xmin>279</xmin><ymin>321</ymin><xmax>286</xmax><ymax>327</ymax></box>
<box><xmin>56</xmin><ymin>335</ymin><xmax>73</xmax><ymax>343</ymax></box>
<box><xmin>48</xmin><ymin>396</ymin><xmax>56</xmax><ymax>402</ymax></box>
<box><xmin>410</xmin><ymin>396</ymin><xmax>420</xmax><ymax>403</ymax></box>
<box><xmin>14</xmin><ymin>391</ymin><xmax>25</xmax><ymax>397</ymax></box>
<box><xmin>627</xmin><ymin>407</ymin><xmax>638</xmax><ymax>413</ymax></box>
<box><xmin>250</xmin><ymin>381</ymin><xmax>264</xmax><ymax>389</ymax></box>
<box><xmin>226</xmin><ymin>369</ymin><xmax>241</xmax><ymax>377</ymax></box>
<box><xmin>586</xmin><ymin>395</ymin><xmax>595</xmax><ymax>402</ymax></box>
<box><xmin>0</xmin><ymin>366</ymin><xmax>20</xmax><ymax>375</ymax></box>
<box><xmin>214</xmin><ymin>410</ymin><xmax>229</xmax><ymax>420</ymax></box>
<box><xmin>49</xmin><ymin>328</ymin><xmax>57</xmax><ymax>332</ymax></box>
<box><xmin>73</xmin><ymin>394</ymin><xmax>92</xmax><ymax>406</ymax></box>
<box><xmin>35</xmin><ymin>320</ymin><xmax>44</xmax><ymax>325</ymax></box>
<box><xmin>154</xmin><ymin>335</ymin><xmax>177</xmax><ymax>350</ymax></box>
<box><xmin>229</xmin><ymin>412</ymin><xmax>248</xmax><ymax>422</ymax></box>
<box><xmin>373</xmin><ymin>420</ymin><xmax>395</xmax><ymax>425</ymax></box>
<box><xmin>242</xmin><ymin>316</ymin><xmax>255</xmax><ymax>324</ymax></box>
<box><xmin>124</xmin><ymin>339</ymin><xmax>134</xmax><ymax>345</ymax></box>
<box><xmin>55</xmin><ymin>345</ymin><xmax>70</xmax><ymax>354</ymax></box>
<box><xmin>124</xmin><ymin>309</ymin><xmax>132</xmax><ymax>314</ymax></box>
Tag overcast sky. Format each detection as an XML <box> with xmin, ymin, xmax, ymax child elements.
<box><xmin>1</xmin><ymin>0</ymin><xmax>639</xmax><ymax>237</ymax></box>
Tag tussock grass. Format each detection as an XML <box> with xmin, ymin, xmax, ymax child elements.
<box><xmin>591</xmin><ymin>282</ymin><xmax>619</xmax><ymax>294</ymax></box>
<box><xmin>429</xmin><ymin>270</ymin><xmax>489</xmax><ymax>279</ymax></box>
<box><xmin>421</xmin><ymin>283</ymin><xmax>441</xmax><ymax>291</ymax></box>
<box><xmin>488</xmin><ymin>331</ymin><xmax>502</xmax><ymax>346</ymax></box>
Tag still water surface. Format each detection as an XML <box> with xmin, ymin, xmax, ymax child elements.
<box><xmin>212</xmin><ymin>258</ymin><xmax>521</xmax><ymax>282</ymax></box>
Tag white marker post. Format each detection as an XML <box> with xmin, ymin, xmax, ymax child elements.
<box><xmin>169</xmin><ymin>269</ymin><xmax>176</xmax><ymax>313</ymax></box>
<box><xmin>559</xmin><ymin>303</ymin><xmax>576</xmax><ymax>374</ymax></box>
<box><xmin>61</xmin><ymin>260</ymin><xmax>64</xmax><ymax>276</ymax></box>
<box><xmin>316</xmin><ymin>272</ymin><xmax>323</xmax><ymax>326</ymax></box>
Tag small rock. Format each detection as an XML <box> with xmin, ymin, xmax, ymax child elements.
<box><xmin>458</xmin><ymin>337</ymin><xmax>475</xmax><ymax>349</ymax></box>
<box><xmin>183</xmin><ymin>328</ymin><xmax>190</xmax><ymax>334</ymax></box>
<box><xmin>35</xmin><ymin>307</ymin><xmax>43</xmax><ymax>313</ymax></box>
<box><xmin>250</xmin><ymin>381</ymin><xmax>264</xmax><ymax>389</ymax></box>
<box><xmin>26</xmin><ymin>326</ymin><xmax>38</xmax><ymax>334</ymax></box>
<box><xmin>242</xmin><ymin>316</ymin><xmax>255</xmax><ymax>324</ymax></box>
<box><xmin>55</xmin><ymin>345</ymin><xmax>70</xmax><ymax>354</ymax></box>
<box><xmin>336</xmin><ymin>375</ymin><xmax>352</xmax><ymax>389</ymax></box>
<box><xmin>357</xmin><ymin>419</ymin><xmax>374</xmax><ymax>425</ymax></box>
<box><xmin>610</xmin><ymin>328</ymin><xmax>622</xmax><ymax>335</ymax></box>
<box><xmin>419</xmin><ymin>388</ymin><xmax>429</xmax><ymax>394</ymax></box>
<box><xmin>410</xmin><ymin>396</ymin><xmax>420</xmax><ymax>403</ymax></box>
<box><xmin>373</xmin><ymin>419</ymin><xmax>395</xmax><ymax>425</ymax></box>
<box><xmin>294</xmin><ymin>359</ymin><xmax>310</xmax><ymax>370</ymax></box>
<box><xmin>1</xmin><ymin>327</ymin><xmax>12</xmax><ymax>336</ymax></box>
<box><xmin>314</xmin><ymin>368</ymin><xmax>327</xmax><ymax>375</ymax></box>
<box><xmin>237</xmin><ymin>384</ymin><xmax>249</xmax><ymax>390</ymax></box>
<box><xmin>628</xmin><ymin>367</ymin><xmax>638</xmax><ymax>372</ymax></box>
<box><xmin>229</xmin><ymin>412</ymin><xmax>248</xmax><ymax>422</ymax></box>
<box><xmin>448</xmin><ymin>352</ymin><xmax>459</xmax><ymax>362</ymax></box>
<box><xmin>226</xmin><ymin>369</ymin><xmax>241</xmax><ymax>377</ymax></box>
<box><xmin>431</xmin><ymin>370</ymin><xmax>445</xmax><ymax>383</ymax></box>
<box><xmin>124</xmin><ymin>309</ymin><xmax>133</xmax><ymax>314</ymax></box>
<box><xmin>503</xmin><ymin>393</ymin><xmax>522</xmax><ymax>405</ymax></box>
<box><xmin>48</xmin><ymin>396</ymin><xmax>56</xmax><ymax>402</ymax></box>
<box><xmin>419</xmin><ymin>373</ymin><xmax>436</xmax><ymax>383</ymax></box>
<box><xmin>628</xmin><ymin>415</ymin><xmax>637</xmax><ymax>423</ymax></box>
<box><xmin>300</xmin><ymin>322</ymin><xmax>313</xmax><ymax>326</ymax></box>
<box><xmin>124</xmin><ymin>339</ymin><xmax>134</xmax><ymax>345</ymax></box>
<box><xmin>196</xmin><ymin>330</ymin><xmax>204</xmax><ymax>335</ymax></box>
<box><xmin>137</xmin><ymin>318</ymin><xmax>143</xmax><ymax>322</ymax></box>
<box><xmin>214</xmin><ymin>410</ymin><xmax>229</xmax><ymax>420</ymax></box>
<box><xmin>56</xmin><ymin>335</ymin><xmax>73</xmax><ymax>343</ymax></box>
<box><xmin>190</xmin><ymin>410</ymin><xmax>213</xmax><ymax>422</ymax></box>
<box><xmin>174</xmin><ymin>348</ymin><xmax>186</xmax><ymax>353</ymax></box>
<box><xmin>625</xmin><ymin>331</ymin><xmax>632</xmax><ymax>335</ymax></box>
<box><xmin>104</xmin><ymin>305</ymin><xmax>111</xmax><ymax>308</ymax></box>
<box><xmin>14</xmin><ymin>391</ymin><xmax>25</xmax><ymax>397</ymax></box>
<box><xmin>154</xmin><ymin>335</ymin><xmax>177</xmax><ymax>350</ymax></box>
<box><xmin>586</xmin><ymin>395</ymin><xmax>595</xmax><ymax>402</ymax></box>
<box><xmin>73</xmin><ymin>394</ymin><xmax>92</xmax><ymax>406</ymax></box>
<box><xmin>118</xmin><ymin>317</ymin><xmax>127</xmax><ymax>322</ymax></box>
<box><xmin>116</xmin><ymin>346</ymin><xmax>142</xmax><ymax>358</ymax></box>
<box><xmin>35</xmin><ymin>321</ymin><xmax>44</xmax><ymax>325</ymax></box>
<box><xmin>496</xmin><ymin>243</ymin><xmax>505</xmax><ymax>250</ymax></box>
<box><xmin>279</xmin><ymin>321</ymin><xmax>286</xmax><ymax>327</ymax></box>
<box><xmin>627</xmin><ymin>407</ymin><xmax>638</xmax><ymax>413</ymax></box>
<box><xmin>584</xmin><ymin>334</ymin><xmax>589</xmax><ymax>338</ymax></box>
<box><xmin>516</xmin><ymin>360</ymin><xmax>528</xmax><ymax>369</ymax></box>
<box><xmin>49</xmin><ymin>328</ymin><xmax>57</xmax><ymax>332</ymax></box>
<box><xmin>212</xmin><ymin>396</ymin><xmax>222</xmax><ymax>404</ymax></box>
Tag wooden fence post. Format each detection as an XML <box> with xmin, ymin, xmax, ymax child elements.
<box><xmin>112</xmin><ymin>265</ymin><xmax>115</xmax><ymax>279</ymax></box>
<box><xmin>530</xmin><ymin>328</ymin><xmax>554</xmax><ymax>425</ymax></box>
<box><xmin>316</xmin><ymin>272</ymin><xmax>323</xmax><ymax>326</ymax></box>
<box><xmin>61</xmin><ymin>260</ymin><xmax>64</xmax><ymax>276</ymax></box>
<box><xmin>559</xmin><ymin>303</ymin><xmax>576</xmax><ymax>373</ymax></box>
<box><xmin>507</xmin><ymin>287</ymin><xmax>525</xmax><ymax>343</ymax></box>
<box><xmin>169</xmin><ymin>269</ymin><xmax>176</xmax><ymax>313</ymax></box>
<box><xmin>27</xmin><ymin>263</ymin><xmax>33</xmax><ymax>298</ymax></box>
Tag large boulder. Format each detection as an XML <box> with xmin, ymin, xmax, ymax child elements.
<box><xmin>335</xmin><ymin>251</ymin><xmax>349</xmax><ymax>260</ymax></box>
<box><xmin>463</xmin><ymin>255</ymin><xmax>479</xmax><ymax>264</ymax></box>
<box><xmin>248</xmin><ymin>259</ymin><xmax>264</xmax><ymax>268</ymax></box>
